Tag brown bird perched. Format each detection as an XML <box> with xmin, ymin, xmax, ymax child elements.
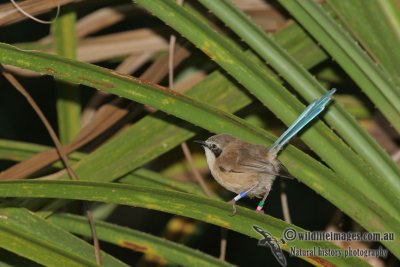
<box><xmin>195</xmin><ymin>89</ymin><xmax>336</xmax><ymax>215</ymax></box>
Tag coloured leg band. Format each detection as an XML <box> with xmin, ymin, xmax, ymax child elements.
<box><xmin>256</xmin><ymin>201</ymin><xmax>265</xmax><ymax>211</ymax></box>
<box><xmin>233</xmin><ymin>191</ymin><xmax>247</xmax><ymax>201</ymax></box>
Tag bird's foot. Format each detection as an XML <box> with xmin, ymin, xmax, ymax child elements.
<box><xmin>255</xmin><ymin>208</ymin><xmax>264</xmax><ymax>214</ymax></box>
<box><xmin>255</xmin><ymin>201</ymin><xmax>265</xmax><ymax>214</ymax></box>
<box><xmin>228</xmin><ymin>200</ymin><xmax>237</xmax><ymax>216</ymax></box>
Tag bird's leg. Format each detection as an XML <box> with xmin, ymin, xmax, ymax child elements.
<box><xmin>256</xmin><ymin>189</ymin><xmax>270</xmax><ymax>213</ymax></box>
<box><xmin>228</xmin><ymin>199</ymin><xmax>237</xmax><ymax>216</ymax></box>
<box><xmin>228</xmin><ymin>184</ymin><xmax>258</xmax><ymax>216</ymax></box>
<box><xmin>228</xmin><ymin>193</ymin><xmax>245</xmax><ymax>216</ymax></box>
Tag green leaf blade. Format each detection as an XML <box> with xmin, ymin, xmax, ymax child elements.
<box><xmin>0</xmin><ymin>180</ymin><xmax>375</xmax><ymax>267</ymax></box>
<box><xmin>0</xmin><ymin>208</ymin><xmax>127</xmax><ymax>267</ymax></box>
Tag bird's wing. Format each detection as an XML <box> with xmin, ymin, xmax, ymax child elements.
<box><xmin>237</xmin><ymin>146</ymin><xmax>279</xmax><ymax>174</ymax></box>
<box><xmin>275</xmin><ymin>164</ymin><xmax>294</xmax><ymax>179</ymax></box>
<box><xmin>217</xmin><ymin>144</ymin><xmax>293</xmax><ymax>178</ymax></box>
<box><xmin>216</xmin><ymin>149</ymin><xmax>243</xmax><ymax>173</ymax></box>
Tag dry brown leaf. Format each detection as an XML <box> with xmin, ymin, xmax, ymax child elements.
<box><xmin>5</xmin><ymin>28</ymin><xmax>168</xmax><ymax>77</ymax></box>
<box><xmin>76</xmin><ymin>4</ymin><xmax>142</xmax><ymax>38</ymax></box>
<box><xmin>0</xmin><ymin>44</ymin><xmax>190</xmax><ymax>179</ymax></box>
<box><xmin>233</xmin><ymin>0</ymin><xmax>287</xmax><ymax>31</ymax></box>
<box><xmin>0</xmin><ymin>0</ymin><xmax>73</xmax><ymax>26</ymax></box>
<box><xmin>76</xmin><ymin>28</ymin><xmax>168</xmax><ymax>62</ymax></box>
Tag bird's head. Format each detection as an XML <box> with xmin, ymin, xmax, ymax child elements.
<box><xmin>194</xmin><ymin>134</ymin><xmax>237</xmax><ymax>159</ymax></box>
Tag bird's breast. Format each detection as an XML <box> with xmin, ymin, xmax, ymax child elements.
<box><xmin>210</xmin><ymin>165</ymin><xmax>274</xmax><ymax>196</ymax></box>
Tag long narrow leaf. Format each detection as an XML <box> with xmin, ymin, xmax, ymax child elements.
<box><xmin>132</xmin><ymin>0</ymin><xmax>399</xmax><ymax>222</ymax></box>
<box><xmin>0</xmin><ymin>139</ymin><xmax>209</xmax><ymax>197</ymax></box>
<box><xmin>49</xmin><ymin>213</ymin><xmax>233</xmax><ymax>267</ymax></box>
<box><xmin>0</xmin><ymin>180</ymin><xmax>373</xmax><ymax>267</ymax></box>
<box><xmin>0</xmin><ymin>139</ymin><xmax>83</xmax><ymax>168</ymax></box>
<box><xmin>1</xmin><ymin>43</ymin><xmax>398</xmax><ymax>258</ymax></box>
<box><xmin>0</xmin><ymin>207</ymin><xmax>127</xmax><ymax>267</ymax></box>
<box><xmin>53</xmin><ymin>4</ymin><xmax>81</xmax><ymax>143</ymax></box>
<box><xmin>197</xmin><ymin>0</ymin><xmax>400</xmax><ymax>208</ymax></box>
<box><xmin>279</xmin><ymin>0</ymin><xmax>400</xmax><ymax>132</ymax></box>
<box><xmin>326</xmin><ymin>0</ymin><xmax>400</xmax><ymax>84</ymax></box>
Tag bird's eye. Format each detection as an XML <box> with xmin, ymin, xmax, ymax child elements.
<box><xmin>210</xmin><ymin>143</ymin><xmax>222</xmax><ymax>157</ymax></box>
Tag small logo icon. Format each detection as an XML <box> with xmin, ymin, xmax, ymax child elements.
<box><xmin>253</xmin><ymin>225</ymin><xmax>287</xmax><ymax>266</ymax></box>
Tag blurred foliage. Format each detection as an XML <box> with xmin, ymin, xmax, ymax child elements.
<box><xmin>0</xmin><ymin>0</ymin><xmax>399</xmax><ymax>266</ymax></box>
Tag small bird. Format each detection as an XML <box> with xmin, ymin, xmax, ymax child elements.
<box><xmin>195</xmin><ymin>89</ymin><xmax>336</xmax><ymax>215</ymax></box>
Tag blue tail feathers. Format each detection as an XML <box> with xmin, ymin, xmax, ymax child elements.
<box><xmin>268</xmin><ymin>89</ymin><xmax>336</xmax><ymax>153</ymax></box>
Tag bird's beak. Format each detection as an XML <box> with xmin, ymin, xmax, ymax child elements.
<box><xmin>194</xmin><ymin>140</ymin><xmax>207</xmax><ymax>147</ymax></box>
